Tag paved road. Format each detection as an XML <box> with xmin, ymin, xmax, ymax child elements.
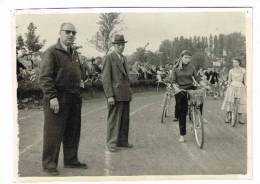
<box><xmin>18</xmin><ymin>91</ymin><xmax>247</xmax><ymax>177</ymax></box>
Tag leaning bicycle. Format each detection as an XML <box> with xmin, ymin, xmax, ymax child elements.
<box><xmin>161</xmin><ymin>82</ymin><xmax>175</xmax><ymax>123</ymax></box>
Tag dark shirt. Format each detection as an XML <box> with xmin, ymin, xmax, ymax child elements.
<box><xmin>93</xmin><ymin>63</ymin><xmax>101</xmax><ymax>74</ymax></box>
<box><xmin>171</xmin><ymin>62</ymin><xmax>198</xmax><ymax>89</ymax></box>
<box><xmin>210</xmin><ymin>71</ymin><xmax>219</xmax><ymax>84</ymax></box>
<box><xmin>205</xmin><ymin>71</ymin><xmax>210</xmax><ymax>80</ymax></box>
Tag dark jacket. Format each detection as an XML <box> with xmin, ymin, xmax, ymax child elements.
<box><xmin>102</xmin><ymin>51</ymin><xmax>132</xmax><ymax>101</ymax></box>
<box><xmin>39</xmin><ymin>39</ymin><xmax>82</xmax><ymax>99</ymax></box>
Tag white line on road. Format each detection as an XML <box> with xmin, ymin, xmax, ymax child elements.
<box><xmin>20</xmin><ymin>138</ymin><xmax>42</xmax><ymax>156</ymax></box>
<box><xmin>104</xmin><ymin>151</ymin><xmax>112</xmax><ymax>176</ymax></box>
<box><xmin>20</xmin><ymin>106</ymin><xmax>107</xmax><ymax>156</ymax></box>
<box><xmin>20</xmin><ymin>97</ymin><xmax>160</xmax><ymax>160</ymax></box>
<box><xmin>130</xmin><ymin>102</ymin><xmax>157</xmax><ymax>116</ymax></box>
<box><xmin>103</xmin><ymin>101</ymin><xmax>158</xmax><ymax>175</ymax></box>
<box><xmin>82</xmin><ymin>106</ymin><xmax>107</xmax><ymax>117</ymax></box>
<box><xmin>18</xmin><ymin>115</ymin><xmax>32</xmax><ymax>121</ymax></box>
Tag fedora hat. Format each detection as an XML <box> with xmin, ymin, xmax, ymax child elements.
<box><xmin>112</xmin><ymin>34</ymin><xmax>128</xmax><ymax>44</ymax></box>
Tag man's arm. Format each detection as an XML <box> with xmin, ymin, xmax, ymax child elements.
<box><xmin>101</xmin><ymin>55</ymin><xmax>114</xmax><ymax>99</ymax></box>
<box><xmin>39</xmin><ymin>49</ymin><xmax>60</xmax><ymax>113</ymax></box>
<box><xmin>39</xmin><ymin>49</ymin><xmax>58</xmax><ymax>100</ymax></box>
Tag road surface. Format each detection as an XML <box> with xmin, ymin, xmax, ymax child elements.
<box><xmin>18</xmin><ymin>91</ymin><xmax>247</xmax><ymax>177</ymax></box>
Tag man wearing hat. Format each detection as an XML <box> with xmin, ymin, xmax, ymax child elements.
<box><xmin>102</xmin><ymin>34</ymin><xmax>133</xmax><ymax>152</ymax></box>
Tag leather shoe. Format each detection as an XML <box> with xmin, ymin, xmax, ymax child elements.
<box><xmin>173</xmin><ymin>117</ymin><xmax>178</xmax><ymax>121</ymax></box>
<box><xmin>43</xmin><ymin>168</ymin><xmax>59</xmax><ymax>176</ymax></box>
<box><xmin>117</xmin><ymin>143</ymin><xmax>133</xmax><ymax>148</ymax></box>
<box><xmin>239</xmin><ymin>121</ymin><xmax>245</xmax><ymax>124</ymax></box>
<box><xmin>64</xmin><ymin>162</ymin><xmax>88</xmax><ymax>169</ymax></box>
<box><xmin>107</xmin><ymin>146</ymin><xmax>119</xmax><ymax>152</ymax></box>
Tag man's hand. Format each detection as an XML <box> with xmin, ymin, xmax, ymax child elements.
<box><xmin>108</xmin><ymin>97</ymin><xmax>115</xmax><ymax>106</ymax></box>
<box><xmin>50</xmin><ymin>97</ymin><xmax>59</xmax><ymax>114</ymax></box>
<box><xmin>80</xmin><ymin>80</ymin><xmax>85</xmax><ymax>88</ymax></box>
<box><xmin>172</xmin><ymin>84</ymin><xmax>180</xmax><ymax>91</ymax></box>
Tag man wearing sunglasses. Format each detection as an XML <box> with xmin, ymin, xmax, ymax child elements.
<box><xmin>39</xmin><ymin>23</ymin><xmax>87</xmax><ymax>176</ymax></box>
<box><xmin>102</xmin><ymin>34</ymin><xmax>133</xmax><ymax>152</ymax></box>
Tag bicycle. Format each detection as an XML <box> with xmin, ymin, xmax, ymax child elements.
<box><xmin>230</xmin><ymin>97</ymin><xmax>240</xmax><ymax>127</ymax></box>
<box><xmin>186</xmin><ymin>88</ymin><xmax>206</xmax><ymax>149</ymax></box>
<box><xmin>161</xmin><ymin>81</ymin><xmax>206</xmax><ymax>149</ymax></box>
<box><xmin>219</xmin><ymin>80</ymin><xmax>228</xmax><ymax>99</ymax></box>
<box><xmin>161</xmin><ymin>82</ymin><xmax>175</xmax><ymax>123</ymax></box>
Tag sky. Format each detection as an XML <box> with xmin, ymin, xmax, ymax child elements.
<box><xmin>16</xmin><ymin>9</ymin><xmax>248</xmax><ymax>58</ymax></box>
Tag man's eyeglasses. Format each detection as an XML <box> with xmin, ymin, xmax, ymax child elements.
<box><xmin>61</xmin><ymin>30</ymin><xmax>77</xmax><ymax>36</ymax></box>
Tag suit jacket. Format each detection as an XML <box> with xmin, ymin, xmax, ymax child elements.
<box><xmin>102</xmin><ymin>51</ymin><xmax>132</xmax><ymax>101</ymax></box>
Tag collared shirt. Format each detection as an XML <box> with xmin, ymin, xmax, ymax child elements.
<box><xmin>115</xmin><ymin>51</ymin><xmax>125</xmax><ymax>63</ymax></box>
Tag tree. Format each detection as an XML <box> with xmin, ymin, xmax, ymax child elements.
<box><xmin>135</xmin><ymin>47</ymin><xmax>147</xmax><ymax>63</ymax></box>
<box><xmin>16</xmin><ymin>35</ymin><xmax>25</xmax><ymax>49</ymax></box>
<box><xmin>159</xmin><ymin>39</ymin><xmax>174</xmax><ymax>64</ymax></box>
<box><xmin>218</xmin><ymin>34</ymin><xmax>225</xmax><ymax>57</ymax></box>
<box><xmin>25</xmin><ymin>22</ymin><xmax>46</xmax><ymax>53</ymax></box>
<box><xmin>146</xmin><ymin>51</ymin><xmax>160</xmax><ymax>66</ymax></box>
<box><xmin>208</xmin><ymin>34</ymin><xmax>214</xmax><ymax>57</ymax></box>
<box><xmin>213</xmin><ymin>35</ymin><xmax>220</xmax><ymax>57</ymax></box>
<box><xmin>192</xmin><ymin>52</ymin><xmax>209</xmax><ymax>70</ymax></box>
<box><xmin>89</xmin><ymin>13</ymin><xmax>122</xmax><ymax>54</ymax></box>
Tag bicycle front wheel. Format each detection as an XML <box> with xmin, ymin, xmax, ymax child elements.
<box><xmin>161</xmin><ymin>93</ymin><xmax>169</xmax><ymax>123</ymax></box>
<box><xmin>192</xmin><ymin>107</ymin><xmax>204</xmax><ymax>149</ymax></box>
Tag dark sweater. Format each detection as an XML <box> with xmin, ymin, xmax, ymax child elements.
<box><xmin>171</xmin><ymin>62</ymin><xmax>198</xmax><ymax>89</ymax></box>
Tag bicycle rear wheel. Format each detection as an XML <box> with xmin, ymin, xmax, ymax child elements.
<box><xmin>231</xmin><ymin>98</ymin><xmax>239</xmax><ymax>127</ymax></box>
<box><xmin>192</xmin><ymin>107</ymin><xmax>204</xmax><ymax>149</ymax></box>
<box><xmin>161</xmin><ymin>93</ymin><xmax>169</xmax><ymax>123</ymax></box>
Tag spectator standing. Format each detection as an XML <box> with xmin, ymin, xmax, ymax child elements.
<box><xmin>102</xmin><ymin>34</ymin><xmax>133</xmax><ymax>152</ymax></box>
<box><xmin>39</xmin><ymin>23</ymin><xmax>87</xmax><ymax>176</ymax></box>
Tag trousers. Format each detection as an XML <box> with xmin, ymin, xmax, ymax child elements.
<box><xmin>42</xmin><ymin>93</ymin><xmax>82</xmax><ymax>169</ymax></box>
<box><xmin>175</xmin><ymin>86</ymin><xmax>203</xmax><ymax>136</ymax></box>
<box><xmin>106</xmin><ymin>101</ymin><xmax>130</xmax><ymax>147</ymax></box>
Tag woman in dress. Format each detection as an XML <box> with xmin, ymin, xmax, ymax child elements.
<box><xmin>221</xmin><ymin>58</ymin><xmax>246</xmax><ymax>124</ymax></box>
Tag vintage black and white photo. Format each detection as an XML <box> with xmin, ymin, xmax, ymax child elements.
<box><xmin>15</xmin><ymin>8</ymin><xmax>252</xmax><ymax>180</ymax></box>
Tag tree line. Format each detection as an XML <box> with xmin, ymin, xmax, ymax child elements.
<box><xmin>128</xmin><ymin>32</ymin><xmax>246</xmax><ymax>70</ymax></box>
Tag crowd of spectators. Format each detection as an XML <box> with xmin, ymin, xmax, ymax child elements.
<box><xmin>17</xmin><ymin>47</ymin><xmax>229</xmax><ymax>101</ymax></box>
<box><xmin>129</xmin><ymin>61</ymin><xmax>173</xmax><ymax>81</ymax></box>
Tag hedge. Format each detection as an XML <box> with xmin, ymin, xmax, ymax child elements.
<box><xmin>17</xmin><ymin>79</ymin><xmax>166</xmax><ymax>108</ymax></box>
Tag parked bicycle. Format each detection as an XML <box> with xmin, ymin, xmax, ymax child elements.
<box><xmin>161</xmin><ymin>82</ymin><xmax>175</xmax><ymax>123</ymax></box>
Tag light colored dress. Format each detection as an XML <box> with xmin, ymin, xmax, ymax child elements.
<box><xmin>221</xmin><ymin>67</ymin><xmax>246</xmax><ymax>113</ymax></box>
